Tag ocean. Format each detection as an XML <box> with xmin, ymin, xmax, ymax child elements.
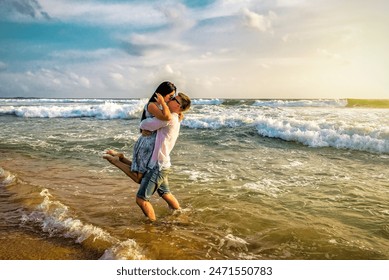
<box><xmin>0</xmin><ymin>98</ymin><xmax>388</xmax><ymax>260</ymax></box>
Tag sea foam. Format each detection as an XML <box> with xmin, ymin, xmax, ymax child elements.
<box><xmin>21</xmin><ymin>189</ymin><xmax>117</xmax><ymax>243</ymax></box>
<box><xmin>183</xmin><ymin>104</ymin><xmax>388</xmax><ymax>154</ymax></box>
<box><xmin>0</xmin><ymin>100</ymin><xmax>146</xmax><ymax>119</ymax></box>
<box><xmin>192</xmin><ymin>98</ymin><xmax>223</xmax><ymax>105</ymax></box>
<box><xmin>99</xmin><ymin>240</ymin><xmax>145</xmax><ymax>260</ymax></box>
<box><xmin>2</xmin><ymin>98</ymin><xmax>388</xmax><ymax>154</ymax></box>
<box><xmin>253</xmin><ymin>99</ymin><xmax>347</xmax><ymax>108</ymax></box>
<box><xmin>20</xmin><ymin>188</ymin><xmax>144</xmax><ymax>259</ymax></box>
<box><xmin>0</xmin><ymin>168</ymin><xmax>16</xmax><ymax>187</ymax></box>
<box><xmin>255</xmin><ymin>115</ymin><xmax>389</xmax><ymax>154</ymax></box>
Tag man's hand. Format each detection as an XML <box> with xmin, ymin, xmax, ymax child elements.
<box><xmin>141</xmin><ymin>129</ymin><xmax>153</xmax><ymax>136</ymax></box>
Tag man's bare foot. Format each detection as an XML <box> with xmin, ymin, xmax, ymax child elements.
<box><xmin>105</xmin><ymin>149</ymin><xmax>124</xmax><ymax>159</ymax></box>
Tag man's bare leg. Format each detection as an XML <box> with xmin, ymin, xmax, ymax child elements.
<box><xmin>136</xmin><ymin>197</ymin><xmax>156</xmax><ymax>222</ymax></box>
<box><xmin>162</xmin><ymin>193</ymin><xmax>180</xmax><ymax>210</ymax></box>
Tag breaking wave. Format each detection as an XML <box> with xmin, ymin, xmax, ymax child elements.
<box><xmin>1</xmin><ymin>98</ymin><xmax>388</xmax><ymax>154</ymax></box>
<box><xmin>20</xmin><ymin>189</ymin><xmax>145</xmax><ymax>260</ymax></box>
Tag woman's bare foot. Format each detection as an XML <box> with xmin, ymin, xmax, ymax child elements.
<box><xmin>102</xmin><ymin>154</ymin><xmax>140</xmax><ymax>183</ymax></box>
<box><xmin>105</xmin><ymin>149</ymin><xmax>124</xmax><ymax>159</ymax></box>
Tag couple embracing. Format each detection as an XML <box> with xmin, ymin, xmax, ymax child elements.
<box><xmin>104</xmin><ymin>81</ymin><xmax>191</xmax><ymax>222</ymax></box>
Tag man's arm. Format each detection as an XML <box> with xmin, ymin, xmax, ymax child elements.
<box><xmin>140</xmin><ymin>117</ymin><xmax>169</xmax><ymax>132</ymax></box>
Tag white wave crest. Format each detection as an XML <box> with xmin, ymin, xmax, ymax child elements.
<box><xmin>99</xmin><ymin>240</ymin><xmax>145</xmax><ymax>260</ymax></box>
<box><xmin>0</xmin><ymin>101</ymin><xmax>146</xmax><ymax>119</ymax></box>
<box><xmin>0</xmin><ymin>98</ymin><xmax>142</xmax><ymax>104</ymax></box>
<box><xmin>21</xmin><ymin>189</ymin><xmax>117</xmax><ymax>243</ymax></box>
<box><xmin>255</xmin><ymin>116</ymin><xmax>389</xmax><ymax>154</ymax></box>
<box><xmin>192</xmin><ymin>99</ymin><xmax>223</xmax><ymax>105</ymax></box>
<box><xmin>0</xmin><ymin>168</ymin><xmax>16</xmax><ymax>187</ymax></box>
<box><xmin>20</xmin><ymin>189</ymin><xmax>145</xmax><ymax>259</ymax></box>
<box><xmin>183</xmin><ymin>109</ymin><xmax>253</xmax><ymax>129</ymax></box>
<box><xmin>253</xmin><ymin>99</ymin><xmax>347</xmax><ymax>108</ymax></box>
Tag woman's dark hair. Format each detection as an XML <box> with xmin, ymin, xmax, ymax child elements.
<box><xmin>141</xmin><ymin>81</ymin><xmax>177</xmax><ymax>121</ymax></box>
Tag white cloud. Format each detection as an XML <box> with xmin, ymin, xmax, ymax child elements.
<box><xmin>0</xmin><ymin>66</ymin><xmax>95</xmax><ymax>97</ymax></box>
<box><xmin>69</xmin><ymin>72</ymin><xmax>91</xmax><ymax>88</ymax></box>
<box><xmin>160</xmin><ymin>2</ymin><xmax>196</xmax><ymax>32</ymax></box>
<box><xmin>276</xmin><ymin>0</ymin><xmax>308</xmax><ymax>7</ymax></box>
<box><xmin>242</xmin><ymin>8</ymin><xmax>277</xmax><ymax>33</ymax></box>
<box><xmin>164</xmin><ymin>64</ymin><xmax>174</xmax><ymax>74</ymax></box>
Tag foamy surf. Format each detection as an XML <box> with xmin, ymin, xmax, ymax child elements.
<box><xmin>20</xmin><ymin>189</ymin><xmax>144</xmax><ymax>260</ymax></box>
<box><xmin>0</xmin><ymin>168</ymin><xmax>16</xmax><ymax>187</ymax></box>
<box><xmin>1</xmin><ymin>98</ymin><xmax>387</xmax><ymax>155</ymax></box>
<box><xmin>183</xmin><ymin>110</ymin><xmax>388</xmax><ymax>154</ymax></box>
<box><xmin>255</xmin><ymin>115</ymin><xmax>389</xmax><ymax>154</ymax></box>
<box><xmin>253</xmin><ymin>99</ymin><xmax>348</xmax><ymax>108</ymax></box>
<box><xmin>21</xmin><ymin>189</ymin><xmax>118</xmax><ymax>243</ymax></box>
<box><xmin>99</xmin><ymin>240</ymin><xmax>145</xmax><ymax>260</ymax></box>
<box><xmin>0</xmin><ymin>100</ymin><xmax>146</xmax><ymax>119</ymax></box>
<box><xmin>218</xmin><ymin>234</ymin><xmax>249</xmax><ymax>252</ymax></box>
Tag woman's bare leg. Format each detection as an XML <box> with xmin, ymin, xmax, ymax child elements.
<box><xmin>103</xmin><ymin>154</ymin><xmax>143</xmax><ymax>183</ymax></box>
<box><xmin>105</xmin><ymin>149</ymin><xmax>134</xmax><ymax>166</ymax></box>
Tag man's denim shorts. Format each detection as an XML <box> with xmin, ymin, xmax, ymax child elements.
<box><xmin>137</xmin><ymin>166</ymin><xmax>171</xmax><ymax>201</ymax></box>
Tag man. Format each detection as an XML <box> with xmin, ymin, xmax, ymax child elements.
<box><xmin>135</xmin><ymin>92</ymin><xmax>191</xmax><ymax>221</ymax></box>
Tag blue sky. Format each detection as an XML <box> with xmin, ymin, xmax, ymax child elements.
<box><xmin>0</xmin><ymin>0</ymin><xmax>388</xmax><ymax>99</ymax></box>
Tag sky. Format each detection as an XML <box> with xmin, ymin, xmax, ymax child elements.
<box><xmin>0</xmin><ymin>0</ymin><xmax>388</xmax><ymax>99</ymax></box>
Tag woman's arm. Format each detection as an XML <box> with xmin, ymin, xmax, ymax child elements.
<box><xmin>147</xmin><ymin>93</ymin><xmax>172</xmax><ymax>121</ymax></box>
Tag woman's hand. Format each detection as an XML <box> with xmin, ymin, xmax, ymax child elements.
<box><xmin>154</xmin><ymin>93</ymin><xmax>165</xmax><ymax>105</ymax></box>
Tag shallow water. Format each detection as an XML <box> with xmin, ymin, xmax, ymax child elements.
<box><xmin>1</xmin><ymin>98</ymin><xmax>388</xmax><ymax>259</ymax></box>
